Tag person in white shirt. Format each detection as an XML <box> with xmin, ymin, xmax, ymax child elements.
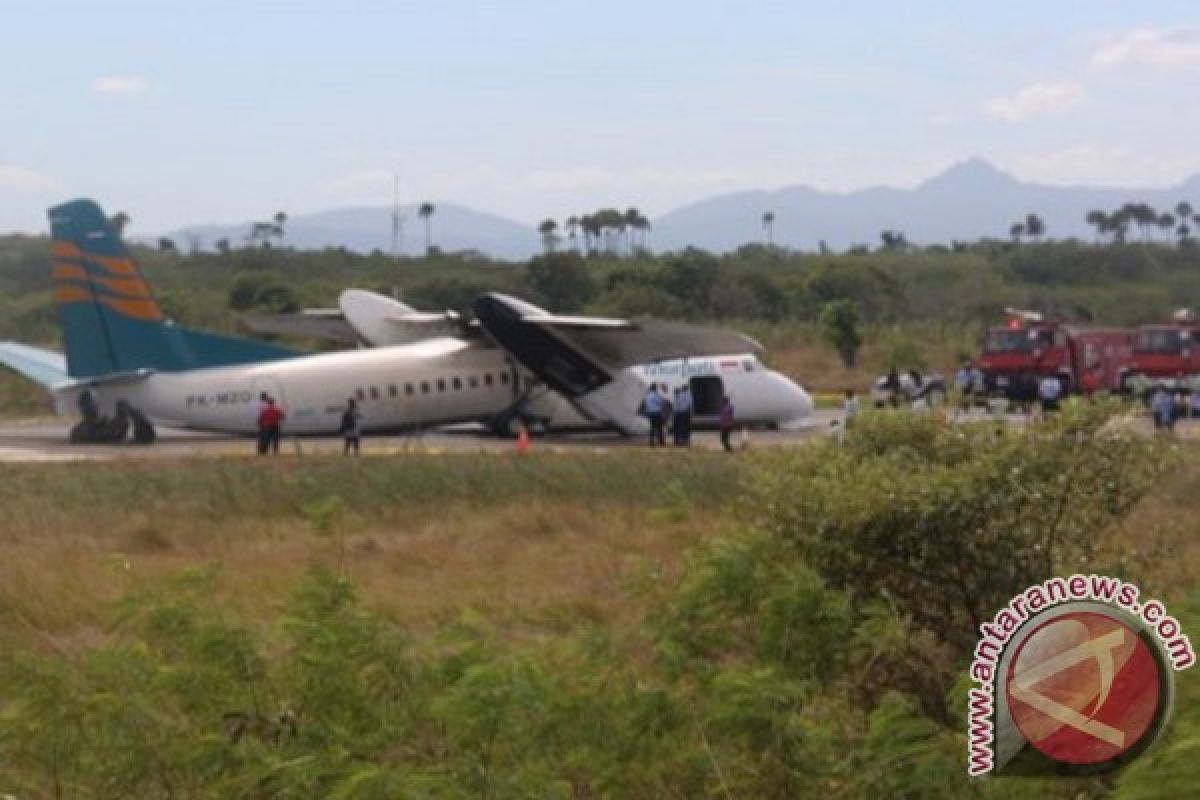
<box><xmin>641</xmin><ymin>384</ymin><xmax>666</xmax><ymax>446</ymax></box>
<box><xmin>673</xmin><ymin>385</ymin><xmax>694</xmax><ymax>446</ymax></box>
<box><xmin>1038</xmin><ymin>376</ymin><xmax>1063</xmax><ymax>413</ymax></box>
<box><xmin>843</xmin><ymin>388</ymin><xmax>860</xmax><ymax>426</ymax></box>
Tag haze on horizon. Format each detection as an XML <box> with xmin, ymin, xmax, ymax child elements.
<box><xmin>2</xmin><ymin>0</ymin><xmax>1200</xmax><ymax>235</ymax></box>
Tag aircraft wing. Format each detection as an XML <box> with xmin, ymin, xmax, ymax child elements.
<box><xmin>0</xmin><ymin>342</ymin><xmax>70</xmax><ymax>389</ymax></box>
<box><xmin>238</xmin><ymin>311</ymin><xmax>363</xmax><ymax>344</ymax></box>
<box><xmin>553</xmin><ymin>316</ymin><xmax>764</xmax><ymax>368</ymax></box>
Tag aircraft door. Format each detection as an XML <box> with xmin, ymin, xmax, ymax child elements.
<box><xmin>690</xmin><ymin>375</ymin><xmax>725</xmax><ymax>415</ymax></box>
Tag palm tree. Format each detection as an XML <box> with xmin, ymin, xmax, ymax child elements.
<box><xmin>623</xmin><ymin>208</ymin><xmax>642</xmax><ymax>255</ymax></box>
<box><xmin>1024</xmin><ymin>213</ymin><xmax>1045</xmax><ymax>241</ymax></box>
<box><xmin>272</xmin><ymin>211</ymin><xmax>287</xmax><ymax>246</ymax></box>
<box><xmin>1158</xmin><ymin>212</ymin><xmax>1176</xmax><ymax>242</ymax></box>
<box><xmin>110</xmin><ymin>211</ymin><xmax>131</xmax><ymax>238</ymax></box>
<box><xmin>1084</xmin><ymin>210</ymin><xmax>1109</xmax><ymax>244</ymax></box>
<box><xmin>565</xmin><ymin>216</ymin><xmax>580</xmax><ymax>252</ymax></box>
<box><xmin>581</xmin><ymin>214</ymin><xmax>599</xmax><ymax>255</ymax></box>
<box><xmin>417</xmin><ymin>202</ymin><xmax>436</xmax><ymax>255</ymax></box>
<box><xmin>537</xmin><ymin>218</ymin><xmax>559</xmax><ymax>254</ymax></box>
<box><xmin>1175</xmin><ymin>202</ymin><xmax>1193</xmax><ymax>243</ymax></box>
<box><xmin>762</xmin><ymin>211</ymin><xmax>776</xmax><ymax>247</ymax></box>
<box><xmin>630</xmin><ymin>210</ymin><xmax>651</xmax><ymax>255</ymax></box>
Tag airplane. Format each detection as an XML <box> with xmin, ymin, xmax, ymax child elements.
<box><xmin>246</xmin><ymin>288</ymin><xmax>815</xmax><ymax>435</ymax></box>
<box><xmin>0</xmin><ymin>198</ymin><xmax>812</xmax><ymax>444</ymax></box>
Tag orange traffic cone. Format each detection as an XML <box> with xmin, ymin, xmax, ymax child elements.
<box><xmin>516</xmin><ymin>422</ymin><xmax>532</xmax><ymax>454</ymax></box>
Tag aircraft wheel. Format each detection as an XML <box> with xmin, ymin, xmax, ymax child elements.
<box><xmin>131</xmin><ymin>411</ymin><xmax>157</xmax><ymax>445</ymax></box>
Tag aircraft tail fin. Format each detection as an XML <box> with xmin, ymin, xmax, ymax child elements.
<box><xmin>48</xmin><ymin>199</ymin><xmax>296</xmax><ymax>378</ymax></box>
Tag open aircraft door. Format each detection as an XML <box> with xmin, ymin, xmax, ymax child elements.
<box><xmin>689</xmin><ymin>375</ymin><xmax>725</xmax><ymax>416</ymax></box>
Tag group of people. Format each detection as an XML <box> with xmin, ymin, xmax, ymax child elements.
<box><xmin>955</xmin><ymin>361</ymin><xmax>1066</xmax><ymax>414</ymax></box>
<box><xmin>1151</xmin><ymin>384</ymin><xmax>1200</xmax><ymax>432</ymax></box>
<box><xmin>640</xmin><ymin>383</ymin><xmax>737</xmax><ymax>452</ymax></box>
<box><xmin>255</xmin><ymin>395</ymin><xmax>363</xmax><ymax>456</ymax></box>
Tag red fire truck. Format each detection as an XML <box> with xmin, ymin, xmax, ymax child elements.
<box><xmin>1118</xmin><ymin>310</ymin><xmax>1200</xmax><ymax>394</ymax></box>
<box><xmin>978</xmin><ymin>310</ymin><xmax>1133</xmax><ymax>399</ymax></box>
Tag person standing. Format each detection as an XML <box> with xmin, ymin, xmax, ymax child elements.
<box><xmin>673</xmin><ymin>384</ymin><xmax>693</xmax><ymax>446</ymax></box>
<box><xmin>955</xmin><ymin>361</ymin><xmax>973</xmax><ymax>414</ymax></box>
<box><xmin>1038</xmin><ymin>375</ymin><xmax>1062</xmax><ymax>414</ymax></box>
<box><xmin>255</xmin><ymin>392</ymin><xmax>271</xmax><ymax>455</ymax></box>
<box><xmin>642</xmin><ymin>383</ymin><xmax>665</xmax><ymax>447</ymax></box>
<box><xmin>257</xmin><ymin>396</ymin><xmax>285</xmax><ymax>455</ymax></box>
<box><xmin>1152</xmin><ymin>384</ymin><xmax>1175</xmax><ymax>431</ymax></box>
<box><xmin>843</xmin><ymin>388</ymin><xmax>859</xmax><ymax>427</ymax></box>
<box><xmin>340</xmin><ymin>398</ymin><xmax>362</xmax><ymax>456</ymax></box>
<box><xmin>719</xmin><ymin>395</ymin><xmax>735</xmax><ymax>453</ymax></box>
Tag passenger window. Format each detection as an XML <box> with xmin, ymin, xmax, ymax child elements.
<box><xmin>388</xmin><ymin>385</ymin><xmax>398</xmax><ymax>398</ymax></box>
<box><xmin>500</xmin><ymin>372</ymin><xmax>509</xmax><ymax>384</ymax></box>
<box><xmin>420</xmin><ymin>381</ymin><xmax>430</xmax><ymax>394</ymax></box>
<box><xmin>484</xmin><ymin>373</ymin><xmax>494</xmax><ymax>386</ymax></box>
<box><xmin>437</xmin><ymin>379</ymin><xmax>446</xmax><ymax>392</ymax></box>
<box><xmin>369</xmin><ymin>387</ymin><xmax>380</xmax><ymax>400</ymax></box>
<box><xmin>405</xmin><ymin>383</ymin><xmax>414</xmax><ymax>396</ymax></box>
<box><xmin>452</xmin><ymin>377</ymin><xmax>462</xmax><ymax>390</ymax></box>
<box><xmin>355</xmin><ymin>388</ymin><xmax>366</xmax><ymax>402</ymax></box>
<box><xmin>469</xmin><ymin>376</ymin><xmax>479</xmax><ymax>389</ymax></box>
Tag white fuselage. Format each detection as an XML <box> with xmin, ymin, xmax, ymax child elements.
<box><xmin>56</xmin><ymin>343</ymin><xmax>811</xmax><ymax>437</ymax></box>
<box><xmin>62</xmin><ymin>337</ymin><xmax>521</xmax><ymax>435</ymax></box>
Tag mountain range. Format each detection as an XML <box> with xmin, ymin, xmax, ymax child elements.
<box><xmin>164</xmin><ymin>159</ymin><xmax>1200</xmax><ymax>260</ymax></box>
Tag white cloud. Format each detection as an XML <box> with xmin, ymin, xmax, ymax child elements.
<box><xmin>1091</xmin><ymin>27</ymin><xmax>1200</xmax><ymax>71</ymax></box>
<box><xmin>980</xmin><ymin>81</ymin><xmax>1088</xmax><ymax>123</ymax></box>
<box><xmin>91</xmin><ymin>75</ymin><xmax>151</xmax><ymax>95</ymax></box>
<box><xmin>1005</xmin><ymin>144</ymin><xmax>1200</xmax><ymax>187</ymax></box>
<box><xmin>0</xmin><ymin>164</ymin><xmax>60</xmax><ymax>193</ymax></box>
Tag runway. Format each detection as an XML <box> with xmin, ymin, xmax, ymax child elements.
<box><xmin>0</xmin><ymin>412</ymin><xmax>843</xmax><ymax>461</ymax></box>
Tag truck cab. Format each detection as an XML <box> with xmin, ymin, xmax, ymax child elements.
<box><xmin>978</xmin><ymin>310</ymin><xmax>1132</xmax><ymax>399</ymax></box>
<box><xmin>1122</xmin><ymin>319</ymin><xmax>1200</xmax><ymax>392</ymax></box>
<box><xmin>979</xmin><ymin>316</ymin><xmax>1072</xmax><ymax>396</ymax></box>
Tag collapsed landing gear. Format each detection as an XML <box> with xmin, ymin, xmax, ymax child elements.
<box><xmin>69</xmin><ymin>394</ymin><xmax>157</xmax><ymax>445</ymax></box>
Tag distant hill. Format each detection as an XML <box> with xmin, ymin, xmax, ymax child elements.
<box><xmin>164</xmin><ymin>203</ymin><xmax>539</xmax><ymax>261</ymax></box>
<box><xmin>159</xmin><ymin>160</ymin><xmax>1200</xmax><ymax>258</ymax></box>
<box><xmin>651</xmin><ymin>159</ymin><xmax>1200</xmax><ymax>252</ymax></box>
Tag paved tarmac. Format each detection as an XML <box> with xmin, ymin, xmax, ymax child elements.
<box><xmin>0</xmin><ymin>412</ymin><xmax>843</xmax><ymax>461</ymax></box>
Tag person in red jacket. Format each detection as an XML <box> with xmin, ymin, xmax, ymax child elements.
<box><xmin>256</xmin><ymin>396</ymin><xmax>286</xmax><ymax>455</ymax></box>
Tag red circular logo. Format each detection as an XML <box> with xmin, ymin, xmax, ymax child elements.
<box><xmin>1006</xmin><ymin>611</ymin><xmax>1162</xmax><ymax>765</ymax></box>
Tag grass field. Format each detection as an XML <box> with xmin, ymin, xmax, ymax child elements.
<box><xmin>0</xmin><ymin>453</ymin><xmax>741</xmax><ymax>655</ymax></box>
<box><xmin>1</xmin><ymin>418</ymin><xmax>1197</xmax><ymax>798</ymax></box>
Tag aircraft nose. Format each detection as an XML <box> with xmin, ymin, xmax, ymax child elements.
<box><xmin>771</xmin><ymin>371</ymin><xmax>813</xmax><ymax>425</ymax></box>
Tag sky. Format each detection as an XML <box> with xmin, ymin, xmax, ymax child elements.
<box><xmin>3</xmin><ymin>0</ymin><xmax>1200</xmax><ymax>234</ymax></box>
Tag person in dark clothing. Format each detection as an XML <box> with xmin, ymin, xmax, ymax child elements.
<box><xmin>673</xmin><ymin>384</ymin><xmax>693</xmax><ymax>446</ymax></box>
<box><xmin>719</xmin><ymin>395</ymin><xmax>735</xmax><ymax>453</ymax></box>
<box><xmin>883</xmin><ymin>366</ymin><xmax>900</xmax><ymax>407</ymax></box>
<box><xmin>255</xmin><ymin>393</ymin><xmax>271</xmax><ymax>454</ymax></box>
<box><xmin>340</xmin><ymin>398</ymin><xmax>362</xmax><ymax>456</ymax></box>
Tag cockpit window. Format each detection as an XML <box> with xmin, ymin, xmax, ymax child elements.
<box><xmin>984</xmin><ymin>329</ymin><xmax>1050</xmax><ymax>353</ymax></box>
<box><xmin>742</xmin><ymin>358</ymin><xmax>757</xmax><ymax>372</ymax></box>
<box><xmin>1135</xmin><ymin>328</ymin><xmax>1185</xmax><ymax>354</ymax></box>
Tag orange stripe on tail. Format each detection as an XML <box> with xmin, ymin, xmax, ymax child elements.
<box><xmin>100</xmin><ymin>296</ymin><xmax>164</xmax><ymax>321</ymax></box>
<box><xmin>54</xmin><ymin>285</ymin><xmax>95</xmax><ymax>304</ymax></box>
